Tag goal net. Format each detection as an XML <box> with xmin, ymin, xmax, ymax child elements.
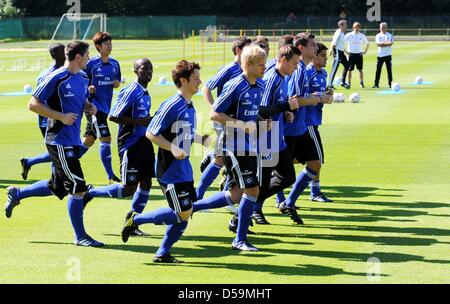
<box><xmin>49</xmin><ymin>13</ymin><xmax>107</xmax><ymax>45</ymax></box>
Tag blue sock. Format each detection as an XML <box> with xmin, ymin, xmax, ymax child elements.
<box><xmin>25</xmin><ymin>152</ymin><xmax>51</xmax><ymax>167</ymax></box>
<box><xmin>88</xmin><ymin>183</ymin><xmax>125</xmax><ymax>199</ymax></box>
<box><xmin>77</xmin><ymin>144</ymin><xmax>90</xmax><ymax>159</ymax></box>
<box><xmin>196</xmin><ymin>162</ymin><xmax>222</xmax><ymax>199</ymax></box>
<box><xmin>193</xmin><ymin>191</ymin><xmax>232</xmax><ymax>212</ymax></box>
<box><xmin>156</xmin><ymin>221</ymin><xmax>188</xmax><ymax>256</ymax></box>
<box><xmin>253</xmin><ymin>201</ymin><xmax>264</xmax><ymax>213</ymax></box>
<box><xmin>285</xmin><ymin>167</ymin><xmax>317</xmax><ymax>207</ymax></box>
<box><xmin>310</xmin><ymin>180</ymin><xmax>321</xmax><ymax>197</ymax></box>
<box><xmin>17</xmin><ymin>180</ymin><xmax>52</xmax><ymax>200</ymax></box>
<box><xmin>235</xmin><ymin>193</ymin><xmax>257</xmax><ymax>243</ymax></box>
<box><xmin>131</xmin><ymin>187</ymin><xmax>150</xmax><ymax>213</ymax></box>
<box><xmin>133</xmin><ymin>207</ymin><xmax>180</xmax><ymax>225</ymax></box>
<box><xmin>67</xmin><ymin>195</ymin><xmax>86</xmax><ymax>241</ymax></box>
<box><xmin>99</xmin><ymin>142</ymin><xmax>116</xmax><ymax>179</ymax></box>
<box><xmin>276</xmin><ymin>191</ymin><xmax>286</xmax><ymax>204</ymax></box>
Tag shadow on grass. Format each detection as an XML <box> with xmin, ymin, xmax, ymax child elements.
<box><xmin>269</xmin><ymin>212</ymin><xmax>417</xmax><ymax>223</ymax></box>
<box><xmin>103</xmin><ymin>231</ymin><xmax>314</xmax><ymax>248</ymax></box>
<box><xmin>299</xmin><ymin>223</ymin><xmax>450</xmax><ymax>238</ymax></box>
<box><xmin>304</xmin><ymin>185</ymin><xmax>405</xmax><ymax>199</ymax></box>
<box><xmin>257</xmin><ymin>231</ymin><xmax>449</xmax><ymax>247</ymax></box>
<box><xmin>265</xmin><ymin>197</ymin><xmax>449</xmax><ymax>224</ymax></box>
<box><xmin>339</xmin><ymin>200</ymin><xmax>450</xmax><ymax>210</ymax></box>
<box><xmin>28</xmin><ymin>240</ymin><xmax>274</xmax><ymax>259</ymax></box>
<box><xmin>143</xmin><ymin>260</ymin><xmax>385</xmax><ymax>278</ymax></box>
<box><xmin>0</xmin><ymin>179</ymin><xmax>40</xmax><ymax>189</ymax></box>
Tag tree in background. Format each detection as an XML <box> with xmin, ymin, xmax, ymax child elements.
<box><xmin>1</xmin><ymin>0</ymin><xmax>23</xmax><ymax>18</ymax></box>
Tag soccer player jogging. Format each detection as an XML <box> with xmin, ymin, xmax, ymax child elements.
<box><xmin>209</xmin><ymin>44</ymin><xmax>268</xmax><ymax>251</ymax></box>
<box><xmin>5</xmin><ymin>41</ymin><xmax>104</xmax><ymax>247</ymax></box>
<box><xmin>344</xmin><ymin>22</ymin><xmax>369</xmax><ymax>88</ymax></box>
<box><xmin>306</xmin><ymin>43</ymin><xmax>334</xmax><ymax>202</ymax></box>
<box><xmin>251</xmin><ymin>45</ymin><xmax>302</xmax><ymax>224</ymax></box>
<box><xmin>328</xmin><ymin>20</ymin><xmax>350</xmax><ymax>89</ymax></box>
<box><xmin>373</xmin><ymin>22</ymin><xmax>394</xmax><ymax>89</ymax></box>
<box><xmin>82</xmin><ymin>58</ymin><xmax>154</xmax><ymax>237</ymax></box>
<box><xmin>20</xmin><ymin>43</ymin><xmax>65</xmax><ymax>180</ymax></box>
<box><xmin>253</xmin><ymin>35</ymin><xmax>271</xmax><ymax>58</ymax></box>
<box><xmin>79</xmin><ymin>32</ymin><xmax>122</xmax><ymax>183</ymax></box>
<box><xmin>275</xmin><ymin>33</ymin><xmax>333</xmax><ymax>224</ymax></box>
<box><xmin>196</xmin><ymin>36</ymin><xmax>251</xmax><ymax>200</ymax></box>
<box><xmin>121</xmin><ymin>60</ymin><xmax>210</xmax><ymax>263</ymax></box>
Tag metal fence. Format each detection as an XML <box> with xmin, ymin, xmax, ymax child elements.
<box><xmin>1</xmin><ymin>15</ymin><xmax>449</xmax><ymax>40</ymax></box>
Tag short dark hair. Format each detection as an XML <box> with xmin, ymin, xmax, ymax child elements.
<box><xmin>92</xmin><ymin>31</ymin><xmax>112</xmax><ymax>52</ymax></box>
<box><xmin>172</xmin><ymin>60</ymin><xmax>201</xmax><ymax>88</ymax></box>
<box><xmin>48</xmin><ymin>43</ymin><xmax>65</xmax><ymax>59</ymax></box>
<box><xmin>252</xmin><ymin>36</ymin><xmax>269</xmax><ymax>49</ymax></box>
<box><xmin>134</xmin><ymin>58</ymin><xmax>153</xmax><ymax>72</ymax></box>
<box><xmin>338</xmin><ymin>20</ymin><xmax>347</xmax><ymax>27</ymax></box>
<box><xmin>65</xmin><ymin>40</ymin><xmax>89</xmax><ymax>61</ymax></box>
<box><xmin>316</xmin><ymin>42</ymin><xmax>328</xmax><ymax>55</ymax></box>
<box><xmin>279</xmin><ymin>35</ymin><xmax>294</xmax><ymax>48</ymax></box>
<box><xmin>232</xmin><ymin>36</ymin><xmax>252</xmax><ymax>55</ymax></box>
<box><xmin>294</xmin><ymin>32</ymin><xmax>315</xmax><ymax>48</ymax></box>
<box><xmin>277</xmin><ymin>44</ymin><xmax>301</xmax><ymax>61</ymax></box>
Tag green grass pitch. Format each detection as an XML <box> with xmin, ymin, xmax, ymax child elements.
<box><xmin>0</xmin><ymin>39</ymin><xmax>449</xmax><ymax>283</ymax></box>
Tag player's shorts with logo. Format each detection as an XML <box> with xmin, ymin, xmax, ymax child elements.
<box><xmin>285</xmin><ymin>127</ymin><xmax>324</xmax><ymax>164</ymax></box>
<box><xmin>46</xmin><ymin>144</ymin><xmax>87</xmax><ymax>199</ymax></box>
<box><xmin>258</xmin><ymin>148</ymin><xmax>296</xmax><ymax>202</ymax></box>
<box><xmin>84</xmin><ymin>111</ymin><xmax>111</xmax><ymax>138</ymax></box>
<box><xmin>160</xmin><ymin>182</ymin><xmax>197</xmax><ymax>213</ymax></box>
<box><xmin>119</xmin><ymin>136</ymin><xmax>155</xmax><ymax>185</ymax></box>
<box><xmin>222</xmin><ymin>150</ymin><xmax>260</xmax><ymax>189</ymax></box>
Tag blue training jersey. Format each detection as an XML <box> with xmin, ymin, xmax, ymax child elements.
<box><xmin>33</xmin><ymin>67</ymin><xmax>89</xmax><ymax>146</ymax></box>
<box><xmin>110</xmin><ymin>81</ymin><xmax>151</xmax><ymax>156</ymax></box>
<box><xmin>285</xmin><ymin>60</ymin><xmax>309</xmax><ymax>136</ymax></box>
<box><xmin>205</xmin><ymin>61</ymin><xmax>242</xmax><ymax>97</ymax></box>
<box><xmin>212</xmin><ymin>73</ymin><xmax>264</xmax><ymax>153</ymax></box>
<box><xmin>265</xmin><ymin>58</ymin><xmax>277</xmax><ymax>73</ymax></box>
<box><xmin>261</xmin><ymin>68</ymin><xmax>289</xmax><ymax>152</ymax></box>
<box><xmin>36</xmin><ymin>64</ymin><xmax>59</xmax><ymax>128</ymax></box>
<box><xmin>85</xmin><ymin>56</ymin><xmax>121</xmax><ymax>115</ymax></box>
<box><xmin>306</xmin><ymin>64</ymin><xmax>327</xmax><ymax>126</ymax></box>
<box><xmin>147</xmin><ymin>94</ymin><xmax>196</xmax><ymax>185</ymax></box>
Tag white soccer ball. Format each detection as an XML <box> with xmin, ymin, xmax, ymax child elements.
<box><xmin>159</xmin><ymin>76</ymin><xmax>167</xmax><ymax>85</ymax></box>
<box><xmin>349</xmin><ymin>92</ymin><xmax>360</xmax><ymax>103</ymax></box>
<box><xmin>415</xmin><ymin>76</ymin><xmax>423</xmax><ymax>85</ymax></box>
<box><xmin>334</xmin><ymin>77</ymin><xmax>342</xmax><ymax>86</ymax></box>
<box><xmin>392</xmin><ymin>83</ymin><xmax>401</xmax><ymax>92</ymax></box>
<box><xmin>23</xmin><ymin>84</ymin><xmax>32</xmax><ymax>93</ymax></box>
<box><xmin>333</xmin><ymin>92</ymin><xmax>345</xmax><ymax>103</ymax></box>
<box><xmin>121</xmin><ymin>77</ymin><xmax>126</xmax><ymax>84</ymax></box>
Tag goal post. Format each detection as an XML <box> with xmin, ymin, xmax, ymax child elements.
<box><xmin>49</xmin><ymin>13</ymin><xmax>107</xmax><ymax>45</ymax></box>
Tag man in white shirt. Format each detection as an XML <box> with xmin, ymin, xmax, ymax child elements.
<box><xmin>344</xmin><ymin>22</ymin><xmax>369</xmax><ymax>88</ymax></box>
<box><xmin>328</xmin><ymin>20</ymin><xmax>350</xmax><ymax>89</ymax></box>
<box><xmin>373</xmin><ymin>22</ymin><xmax>394</xmax><ymax>88</ymax></box>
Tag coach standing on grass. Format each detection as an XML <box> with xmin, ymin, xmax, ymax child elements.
<box><xmin>328</xmin><ymin>20</ymin><xmax>350</xmax><ymax>89</ymax></box>
<box><xmin>373</xmin><ymin>22</ymin><xmax>394</xmax><ymax>89</ymax></box>
<box><xmin>344</xmin><ymin>22</ymin><xmax>369</xmax><ymax>89</ymax></box>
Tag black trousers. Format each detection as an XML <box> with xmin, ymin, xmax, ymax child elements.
<box><xmin>257</xmin><ymin>148</ymin><xmax>296</xmax><ymax>203</ymax></box>
<box><xmin>328</xmin><ymin>50</ymin><xmax>350</xmax><ymax>86</ymax></box>
<box><xmin>374</xmin><ymin>55</ymin><xmax>393</xmax><ymax>86</ymax></box>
